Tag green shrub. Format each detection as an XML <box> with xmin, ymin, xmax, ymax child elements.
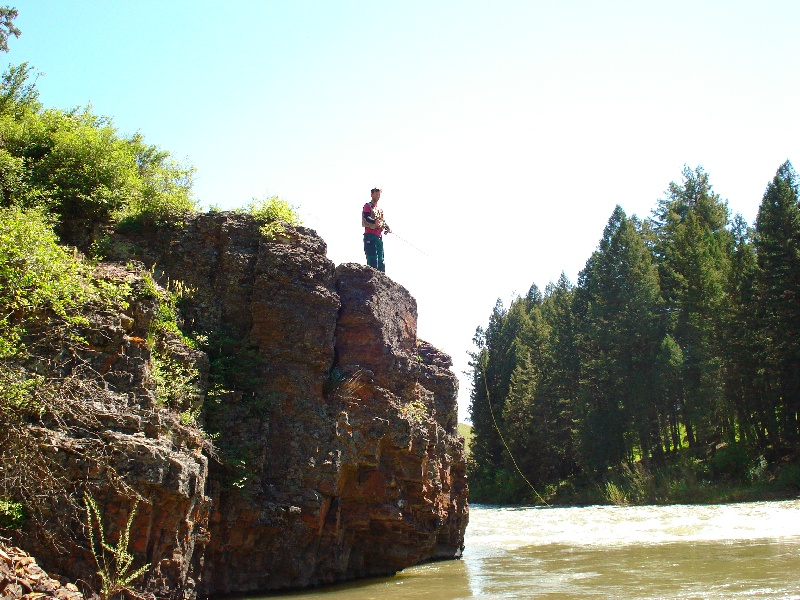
<box><xmin>0</xmin><ymin>206</ymin><xmax>92</xmax><ymax>360</ymax></box>
<box><xmin>776</xmin><ymin>463</ymin><xmax>800</xmax><ymax>490</ymax></box>
<box><xmin>150</xmin><ymin>348</ymin><xmax>200</xmax><ymax>412</ymax></box>
<box><xmin>0</xmin><ymin>206</ymin><xmax>89</xmax><ymax>316</ymax></box>
<box><xmin>603</xmin><ymin>481</ymin><xmax>629</xmax><ymax>505</ymax></box>
<box><xmin>399</xmin><ymin>397</ymin><xmax>428</xmax><ymax>424</ymax></box>
<box><xmin>748</xmin><ymin>454</ymin><xmax>769</xmax><ymax>482</ymax></box>
<box><xmin>0</xmin><ymin>206</ymin><xmax>130</xmax><ymax>320</ymax></box>
<box><xmin>135</xmin><ymin>273</ymin><xmax>203</xmax><ymax>412</ymax></box>
<box><xmin>600</xmin><ymin>462</ymin><xmax>656</xmax><ymax>505</ymax></box>
<box><xmin>0</xmin><ymin>65</ymin><xmax>197</xmax><ymax>239</ymax></box>
<box><xmin>0</xmin><ymin>207</ymin><xmax>134</xmax><ymax>423</ymax></box>
<box><xmin>710</xmin><ymin>443</ymin><xmax>753</xmax><ymax>482</ymax></box>
<box><xmin>113</xmin><ymin>133</ymin><xmax>197</xmax><ymax>229</ymax></box>
<box><xmin>1</xmin><ymin>108</ymin><xmax>139</xmax><ymax>221</ymax></box>
<box><xmin>0</xmin><ymin>368</ymin><xmax>43</xmax><ymax>416</ymax></box>
<box><xmin>243</xmin><ymin>196</ymin><xmax>302</xmax><ymax>239</ymax></box>
<box><xmin>0</xmin><ymin>497</ymin><xmax>25</xmax><ymax>529</ymax></box>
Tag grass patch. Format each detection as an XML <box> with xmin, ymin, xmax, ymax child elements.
<box><xmin>544</xmin><ymin>445</ymin><xmax>800</xmax><ymax>507</ymax></box>
<box><xmin>458</xmin><ymin>422</ymin><xmax>473</xmax><ymax>458</ymax></box>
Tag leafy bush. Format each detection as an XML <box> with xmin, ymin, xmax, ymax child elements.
<box><xmin>1</xmin><ymin>109</ymin><xmax>139</xmax><ymax>220</ymax></box>
<box><xmin>709</xmin><ymin>443</ymin><xmax>753</xmax><ymax>482</ymax></box>
<box><xmin>748</xmin><ymin>454</ymin><xmax>768</xmax><ymax>482</ymax></box>
<box><xmin>0</xmin><ymin>65</ymin><xmax>197</xmax><ymax>242</ymax></box>
<box><xmin>243</xmin><ymin>196</ymin><xmax>302</xmax><ymax>239</ymax></box>
<box><xmin>0</xmin><ymin>206</ymin><xmax>89</xmax><ymax>312</ymax></box>
<box><xmin>601</xmin><ymin>462</ymin><xmax>656</xmax><ymax>505</ymax></box>
<box><xmin>0</xmin><ymin>206</ymin><xmax>132</xmax><ymax>354</ymax></box>
<box><xmin>150</xmin><ymin>348</ymin><xmax>200</xmax><ymax>413</ymax></box>
<box><xmin>776</xmin><ymin>463</ymin><xmax>800</xmax><ymax>490</ymax></box>
<box><xmin>113</xmin><ymin>133</ymin><xmax>197</xmax><ymax>229</ymax></box>
<box><xmin>400</xmin><ymin>397</ymin><xmax>428</xmax><ymax>424</ymax></box>
<box><xmin>0</xmin><ymin>368</ymin><xmax>43</xmax><ymax>417</ymax></box>
<box><xmin>0</xmin><ymin>496</ymin><xmax>25</xmax><ymax>529</ymax></box>
<box><xmin>131</xmin><ymin>272</ymin><xmax>204</xmax><ymax>414</ymax></box>
<box><xmin>0</xmin><ymin>206</ymin><xmax>91</xmax><ymax>358</ymax></box>
<box><xmin>603</xmin><ymin>481</ymin><xmax>629</xmax><ymax>505</ymax></box>
<box><xmin>0</xmin><ymin>63</ymin><xmax>40</xmax><ymax>118</ymax></box>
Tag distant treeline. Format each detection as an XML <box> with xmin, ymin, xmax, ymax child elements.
<box><xmin>468</xmin><ymin>163</ymin><xmax>800</xmax><ymax>503</ymax></box>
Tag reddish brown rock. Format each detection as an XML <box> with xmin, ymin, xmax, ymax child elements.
<box><xmin>6</xmin><ymin>264</ymin><xmax>212</xmax><ymax>599</ymax></box>
<box><xmin>8</xmin><ymin>212</ymin><xmax>468</xmax><ymax>597</ymax></box>
<box><xmin>0</xmin><ymin>543</ymin><xmax>84</xmax><ymax>599</ymax></box>
<box><xmin>134</xmin><ymin>215</ymin><xmax>468</xmax><ymax>594</ymax></box>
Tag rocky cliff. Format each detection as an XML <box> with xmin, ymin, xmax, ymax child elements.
<box><xmin>7</xmin><ymin>212</ymin><xmax>468</xmax><ymax>597</ymax></box>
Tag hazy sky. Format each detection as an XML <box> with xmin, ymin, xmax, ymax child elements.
<box><xmin>12</xmin><ymin>1</ymin><xmax>799</xmax><ymax>422</ymax></box>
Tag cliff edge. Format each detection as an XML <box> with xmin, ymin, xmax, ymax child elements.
<box><xmin>5</xmin><ymin>212</ymin><xmax>468</xmax><ymax>597</ymax></box>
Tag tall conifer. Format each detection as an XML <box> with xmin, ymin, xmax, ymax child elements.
<box><xmin>575</xmin><ymin>206</ymin><xmax>664</xmax><ymax>470</ymax></box>
<box><xmin>754</xmin><ymin>161</ymin><xmax>800</xmax><ymax>441</ymax></box>
<box><xmin>650</xmin><ymin>166</ymin><xmax>732</xmax><ymax>446</ymax></box>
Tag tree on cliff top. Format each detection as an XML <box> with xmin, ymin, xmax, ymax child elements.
<box><xmin>0</xmin><ymin>7</ymin><xmax>20</xmax><ymax>53</ymax></box>
<box><xmin>0</xmin><ymin>64</ymin><xmax>197</xmax><ymax>245</ymax></box>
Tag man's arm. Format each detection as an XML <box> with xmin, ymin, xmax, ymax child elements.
<box><xmin>362</xmin><ymin>204</ymin><xmax>378</xmax><ymax>229</ymax></box>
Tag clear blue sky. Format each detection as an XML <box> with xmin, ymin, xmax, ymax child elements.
<box><xmin>12</xmin><ymin>1</ymin><xmax>800</xmax><ymax>422</ymax></box>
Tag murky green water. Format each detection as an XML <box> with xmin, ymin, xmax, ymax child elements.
<box><xmin>262</xmin><ymin>499</ymin><xmax>800</xmax><ymax>599</ymax></box>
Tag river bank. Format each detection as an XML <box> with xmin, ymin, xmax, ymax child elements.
<box><xmin>465</xmin><ymin>434</ymin><xmax>800</xmax><ymax>507</ymax></box>
<box><xmin>548</xmin><ymin>444</ymin><xmax>800</xmax><ymax>507</ymax></box>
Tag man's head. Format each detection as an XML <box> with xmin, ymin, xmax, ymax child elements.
<box><xmin>371</xmin><ymin>187</ymin><xmax>381</xmax><ymax>203</ymax></box>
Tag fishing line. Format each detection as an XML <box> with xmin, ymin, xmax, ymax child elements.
<box><xmin>387</xmin><ymin>231</ymin><xmax>430</xmax><ymax>257</ymax></box>
<box><xmin>480</xmin><ymin>355</ymin><xmax>551</xmax><ymax>507</ymax></box>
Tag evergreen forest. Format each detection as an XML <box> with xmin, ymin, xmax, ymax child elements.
<box><xmin>468</xmin><ymin>163</ymin><xmax>800</xmax><ymax>505</ymax></box>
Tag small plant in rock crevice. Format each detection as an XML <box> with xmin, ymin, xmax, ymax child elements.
<box><xmin>149</xmin><ymin>348</ymin><xmax>201</xmax><ymax>413</ymax></box>
<box><xmin>400</xmin><ymin>397</ymin><xmax>428</xmax><ymax>425</ymax></box>
<box><xmin>84</xmin><ymin>494</ymin><xmax>151</xmax><ymax>600</ymax></box>
<box><xmin>0</xmin><ymin>496</ymin><xmax>26</xmax><ymax>529</ymax></box>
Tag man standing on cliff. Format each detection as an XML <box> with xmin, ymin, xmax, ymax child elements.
<box><xmin>362</xmin><ymin>187</ymin><xmax>391</xmax><ymax>272</ymax></box>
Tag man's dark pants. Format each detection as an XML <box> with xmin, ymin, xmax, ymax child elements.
<box><xmin>363</xmin><ymin>233</ymin><xmax>385</xmax><ymax>272</ymax></box>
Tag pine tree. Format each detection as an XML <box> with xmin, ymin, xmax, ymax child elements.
<box><xmin>650</xmin><ymin>166</ymin><xmax>732</xmax><ymax>447</ymax></box>
<box><xmin>754</xmin><ymin>160</ymin><xmax>800</xmax><ymax>441</ymax></box>
<box><xmin>501</xmin><ymin>298</ymin><xmax>551</xmax><ymax>496</ymax></box>
<box><xmin>575</xmin><ymin>206</ymin><xmax>665</xmax><ymax>471</ymax></box>
<box><xmin>723</xmin><ymin>214</ymin><xmax>772</xmax><ymax>445</ymax></box>
<box><xmin>655</xmin><ymin>334</ymin><xmax>684</xmax><ymax>452</ymax></box>
<box><xmin>539</xmin><ymin>274</ymin><xmax>580</xmax><ymax>478</ymax></box>
<box><xmin>468</xmin><ymin>299</ymin><xmax>526</xmax><ymax>500</ymax></box>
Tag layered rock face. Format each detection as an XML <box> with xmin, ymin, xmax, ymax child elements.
<box><xmin>61</xmin><ymin>212</ymin><xmax>469</xmax><ymax>595</ymax></box>
<box><xmin>9</xmin><ymin>264</ymin><xmax>212</xmax><ymax>598</ymax></box>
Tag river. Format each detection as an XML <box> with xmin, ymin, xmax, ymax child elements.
<box><xmin>266</xmin><ymin>499</ymin><xmax>800</xmax><ymax>599</ymax></box>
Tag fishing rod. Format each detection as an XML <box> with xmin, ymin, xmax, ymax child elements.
<box><xmin>298</xmin><ymin>204</ymin><xmax>431</xmax><ymax>257</ymax></box>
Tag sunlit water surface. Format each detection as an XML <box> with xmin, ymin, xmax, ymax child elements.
<box><xmin>263</xmin><ymin>500</ymin><xmax>800</xmax><ymax>599</ymax></box>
